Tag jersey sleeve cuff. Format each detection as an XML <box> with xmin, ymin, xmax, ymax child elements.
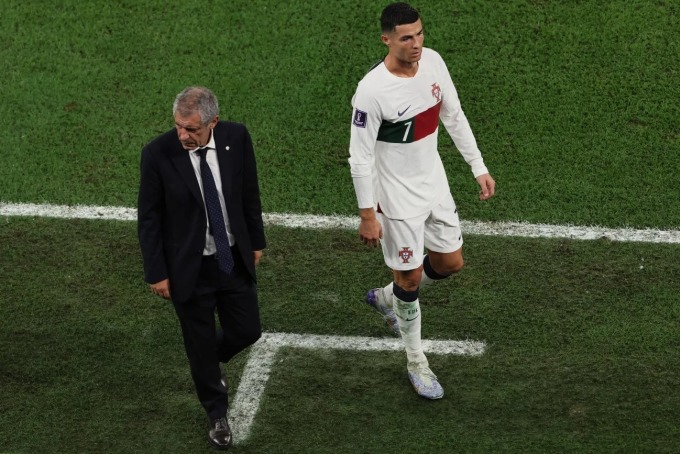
<box><xmin>352</xmin><ymin>175</ymin><xmax>374</xmax><ymax>209</ymax></box>
<box><xmin>469</xmin><ymin>158</ymin><xmax>489</xmax><ymax>178</ymax></box>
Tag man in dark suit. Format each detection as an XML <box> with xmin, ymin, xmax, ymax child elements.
<box><xmin>138</xmin><ymin>86</ymin><xmax>265</xmax><ymax>450</ymax></box>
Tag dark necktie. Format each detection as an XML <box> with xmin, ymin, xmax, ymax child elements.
<box><xmin>197</xmin><ymin>148</ymin><xmax>234</xmax><ymax>275</ymax></box>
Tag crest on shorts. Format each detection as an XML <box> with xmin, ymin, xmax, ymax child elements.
<box><xmin>399</xmin><ymin>247</ymin><xmax>414</xmax><ymax>263</ymax></box>
<box><xmin>431</xmin><ymin>83</ymin><xmax>441</xmax><ymax>103</ymax></box>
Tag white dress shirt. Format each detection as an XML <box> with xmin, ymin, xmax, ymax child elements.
<box><xmin>188</xmin><ymin>130</ymin><xmax>235</xmax><ymax>254</ymax></box>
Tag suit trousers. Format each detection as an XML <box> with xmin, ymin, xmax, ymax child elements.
<box><xmin>172</xmin><ymin>248</ymin><xmax>262</xmax><ymax>420</ymax></box>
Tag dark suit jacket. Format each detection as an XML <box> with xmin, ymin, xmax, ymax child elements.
<box><xmin>138</xmin><ymin>121</ymin><xmax>266</xmax><ymax>303</ymax></box>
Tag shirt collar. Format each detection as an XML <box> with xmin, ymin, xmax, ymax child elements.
<box><xmin>190</xmin><ymin>129</ymin><xmax>216</xmax><ymax>154</ymax></box>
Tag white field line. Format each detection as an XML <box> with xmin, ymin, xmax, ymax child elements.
<box><xmin>2</xmin><ymin>201</ymin><xmax>679</xmax><ymax>244</ymax></box>
<box><xmin>6</xmin><ymin>200</ymin><xmax>676</xmax><ymax>444</ymax></box>
<box><xmin>229</xmin><ymin>332</ymin><xmax>486</xmax><ymax>445</ymax></box>
<box><xmin>229</xmin><ymin>340</ymin><xmax>278</xmax><ymax>445</ymax></box>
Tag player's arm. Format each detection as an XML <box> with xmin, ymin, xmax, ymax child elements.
<box><xmin>476</xmin><ymin>173</ymin><xmax>495</xmax><ymax>201</ymax></box>
<box><xmin>438</xmin><ymin>57</ymin><xmax>495</xmax><ymax>200</ymax></box>
<box><xmin>358</xmin><ymin>207</ymin><xmax>382</xmax><ymax>247</ymax></box>
<box><xmin>349</xmin><ymin>89</ymin><xmax>383</xmax><ymax>246</ymax></box>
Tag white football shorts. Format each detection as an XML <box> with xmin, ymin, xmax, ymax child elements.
<box><xmin>378</xmin><ymin>193</ymin><xmax>463</xmax><ymax>271</ymax></box>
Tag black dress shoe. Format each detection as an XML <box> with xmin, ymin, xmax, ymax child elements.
<box><xmin>208</xmin><ymin>416</ymin><xmax>233</xmax><ymax>450</ymax></box>
<box><xmin>221</xmin><ymin>376</ymin><xmax>228</xmax><ymax>392</ymax></box>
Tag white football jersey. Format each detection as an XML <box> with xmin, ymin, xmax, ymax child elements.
<box><xmin>349</xmin><ymin>47</ymin><xmax>488</xmax><ymax>219</ymax></box>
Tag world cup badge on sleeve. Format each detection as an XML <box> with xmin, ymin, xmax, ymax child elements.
<box><xmin>353</xmin><ymin>108</ymin><xmax>367</xmax><ymax>128</ymax></box>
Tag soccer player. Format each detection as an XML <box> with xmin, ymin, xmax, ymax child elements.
<box><xmin>348</xmin><ymin>2</ymin><xmax>496</xmax><ymax>399</ymax></box>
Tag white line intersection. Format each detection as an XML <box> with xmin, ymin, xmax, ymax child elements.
<box><xmin>228</xmin><ymin>332</ymin><xmax>486</xmax><ymax>444</ymax></box>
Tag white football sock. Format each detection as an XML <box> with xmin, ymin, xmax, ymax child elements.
<box><xmin>420</xmin><ymin>271</ymin><xmax>434</xmax><ymax>288</ymax></box>
<box><xmin>393</xmin><ymin>297</ymin><xmax>427</xmax><ymax>365</ymax></box>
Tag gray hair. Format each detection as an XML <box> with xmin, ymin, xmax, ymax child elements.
<box><xmin>173</xmin><ymin>86</ymin><xmax>219</xmax><ymax>126</ymax></box>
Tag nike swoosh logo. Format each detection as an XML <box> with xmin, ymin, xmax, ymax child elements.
<box><xmin>397</xmin><ymin>105</ymin><xmax>411</xmax><ymax>117</ymax></box>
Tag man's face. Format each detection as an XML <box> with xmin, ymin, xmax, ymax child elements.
<box><xmin>174</xmin><ymin>111</ymin><xmax>218</xmax><ymax>150</ymax></box>
<box><xmin>382</xmin><ymin>19</ymin><xmax>424</xmax><ymax>64</ymax></box>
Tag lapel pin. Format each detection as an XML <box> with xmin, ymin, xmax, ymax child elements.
<box><xmin>225</xmin><ymin>146</ymin><xmax>230</xmax><ymax>151</ymax></box>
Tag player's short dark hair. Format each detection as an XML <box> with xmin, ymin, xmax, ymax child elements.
<box><xmin>380</xmin><ymin>2</ymin><xmax>420</xmax><ymax>33</ymax></box>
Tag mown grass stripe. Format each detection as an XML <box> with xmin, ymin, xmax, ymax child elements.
<box><xmin>2</xmin><ymin>202</ymin><xmax>679</xmax><ymax>244</ymax></box>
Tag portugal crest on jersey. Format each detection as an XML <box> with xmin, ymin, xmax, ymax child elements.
<box><xmin>399</xmin><ymin>247</ymin><xmax>414</xmax><ymax>263</ymax></box>
<box><xmin>431</xmin><ymin>83</ymin><xmax>441</xmax><ymax>103</ymax></box>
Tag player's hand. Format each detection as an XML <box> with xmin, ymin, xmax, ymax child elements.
<box><xmin>359</xmin><ymin>209</ymin><xmax>382</xmax><ymax>247</ymax></box>
<box><xmin>150</xmin><ymin>278</ymin><xmax>171</xmax><ymax>300</ymax></box>
<box><xmin>476</xmin><ymin>173</ymin><xmax>496</xmax><ymax>201</ymax></box>
<box><xmin>253</xmin><ymin>250</ymin><xmax>263</xmax><ymax>266</ymax></box>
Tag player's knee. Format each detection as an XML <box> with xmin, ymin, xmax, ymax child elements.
<box><xmin>428</xmin><ymin>250</ymin><xmax>464</xmax><ymax>277</ymax></box>
<box><xmin>438</xmin><ymin>255</ymin><xmax>464</xmax><ymax>275</ymax></box>
<box><xmin>399</xmin><ymin>280</ymin><xmax>420</xmax><ymax>292</ymax></box>
<box><xmin>394</xmin><ymin>269</ymin><xmax>422</xmax><ymax>292</ymax></box>
<box><xmin>449</xmin><ymin>256</ymin><xmax>464</xmax><ymax>274</ymax></box>
<box><xmin>396</xmin><ymin>275</ymin><xmax>420</xmax><ymax>291</ymax></box>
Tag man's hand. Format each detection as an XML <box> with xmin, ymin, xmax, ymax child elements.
<box><xmin>253</xmin><ymin>250</ymin><xmax>263</xmax><ymax>266</ymax></box>
<box><xmin>150</xmin><ymin>278</ymin><xmax>171</xmax><ymax>300</ymax></box>
<box><xmin>476</xmin><ymin>173</ymin><xmax>496</xmax><ymax>201</ymax></box>
<box><xmin>358</xmin><ymin>208</ymin><xmax>382</xmax><ymax>247</ymax></box>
